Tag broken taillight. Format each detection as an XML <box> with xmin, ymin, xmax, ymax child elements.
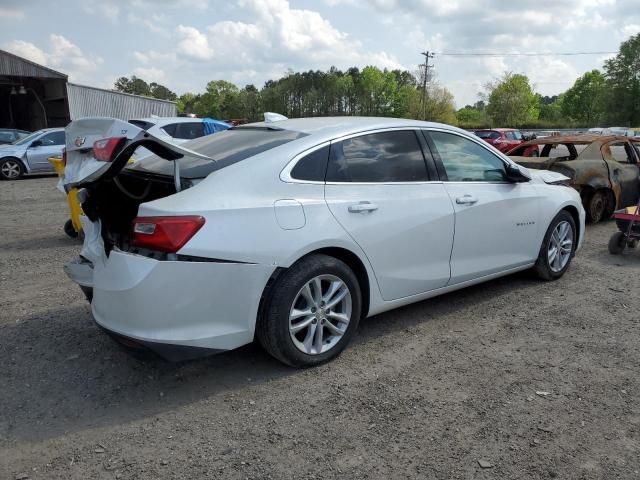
<box><xmin>131</xmin><ymin>216</ymin><xmax>205</xmax><ymax>253</ymax></box>
<box><xmin>93</xmin><ymin>137</ymin><xmax>125</xmax><ymax>162</ymax></box>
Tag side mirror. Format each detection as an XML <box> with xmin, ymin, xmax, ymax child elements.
<box><xmin>505</xmin><ymin>163</ymin><xmax>531</xmax><ymax>183</ymax></box>
<box><xmin>30</xmin><ymin>140</ymin><xmax>42</xmax><ymax>148</ymax></box>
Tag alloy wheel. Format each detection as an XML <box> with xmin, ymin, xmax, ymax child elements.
<box><xmin>1</xmin><ymin>160</ymin><xmax>21</xmax><ymax>179</ymax></box>
<box><xmin>288</xmin><ymin>274</ymin><xmax>352</xmax><ymax>355</ymax></box>
<box><xmin>547</xmin><ymin>220</ymin><xmax>573</xmax><ymax>272</ymax></box>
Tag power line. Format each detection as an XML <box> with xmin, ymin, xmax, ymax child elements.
<box><xmin>434</xmin><ymin>51</ymin><xmax>616</xmax><ymax>57</ymax></box>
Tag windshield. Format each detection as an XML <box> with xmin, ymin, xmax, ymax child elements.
<box><xmin>12</xmin><ymin>130</ymin><xmax>43</xmax><ymax>146</ymax></box>
<box><xmin>129</xmin><ymin>126</ymin><xmax>308</xmax><ymax>179</ymax></box>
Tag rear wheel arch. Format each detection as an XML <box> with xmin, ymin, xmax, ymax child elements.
<box><xmin>259</xmin><ymin>247</ymin><xmax>371</xmax><ymax>324</ymax></box>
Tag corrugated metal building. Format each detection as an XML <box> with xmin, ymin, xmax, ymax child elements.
<box><xmin>0</xmin><ymin>49</ymin><xmax>176</xmax><ymax>131</ymax></box>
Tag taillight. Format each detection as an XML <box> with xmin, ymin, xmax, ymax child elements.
<box><xmin>93</xmin><ymin>137</ymin><xmax>125</xmax><ymax>162</ymax></box>
<box><xmin>131</xmin><ymin>216</ymin><xmax>205</xmax><ymax>253</ymax></box>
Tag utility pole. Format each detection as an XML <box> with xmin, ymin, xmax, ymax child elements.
<box><xmin>420</xmin><ymin>50</ymin><xmax>435</xmax><ymax>120</ymax></box>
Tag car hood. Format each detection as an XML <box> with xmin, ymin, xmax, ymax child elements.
<box><xmin>0</xmin><ymin>145</ymin><xmax>25</xmax><ymax>156</ymax></box>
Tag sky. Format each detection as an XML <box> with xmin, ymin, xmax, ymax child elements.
<box><xmin>0</xmin><ymin>0</ymin><xmax>638</xmax><ymax>108</ymax></box>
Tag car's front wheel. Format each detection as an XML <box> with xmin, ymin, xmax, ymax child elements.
<box><xmin>0</xmin><ymin>158</ymin><xmax>24</xmax><ymax>180</ymax></box>
<box><xmin>534</xmin><ymin>210</ymin><xmax>576</xmax><ymax>280</ymax></box>
<box><xmin>257</xmin><ymin>254</ymin><xmax>361</xmax><ymax>367</ymax></box>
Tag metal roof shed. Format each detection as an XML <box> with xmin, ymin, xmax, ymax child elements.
<box><xmin>0</xmin><ymin>49</ymin><xmax>176</xmax><ymax>131</ymax></box>
<box><xmin>67</xmin><ymin>83</ymin><xmax>176</xmax><ymax>120</ymax></box>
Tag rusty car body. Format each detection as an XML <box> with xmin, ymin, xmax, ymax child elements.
<box><xmin>508</xmin><ymin>135</ymin><xmax>640</xmax><ymax>222</ymax></box>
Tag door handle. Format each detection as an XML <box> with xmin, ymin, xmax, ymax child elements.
<box><xmin>456</xmin><ymin>195</ymin><xmax>478</xmax><ymax>205</ymax></box>
<box><xmin>348</xmin><ymin>201</ymin><xmax>379</xmax><ymax>213</ymax></box>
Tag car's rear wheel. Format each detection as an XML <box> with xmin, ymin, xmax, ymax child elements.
<box><xmin>534</xmin><ymin>210</ymin><xmax>576</xmax><ymax>280</ymax></box>
<box><xmin>586</xmin><ymin>190</ymin><xmax>608</xmax><ymax>223</ymax></box>
<box><xmin>0</xmin><ymin>158</ymin><xmax>24</xmax><ymax>180</ymax></box>
<box><xmin>257</xmin><ymin>254</ymin><xmax>361</xmax><ymax>367</ymax></box>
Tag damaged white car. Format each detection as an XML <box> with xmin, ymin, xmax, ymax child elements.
<box><xmin>62</xmin><ymin>115</ymin><xmax>585</xmax><ymax>367</ymax></box>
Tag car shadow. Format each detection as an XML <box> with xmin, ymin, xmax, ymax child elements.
<box><xmin>0</xmin><ymin>270</ymin><xmax>536</xmax><ymax>445</ymax></box>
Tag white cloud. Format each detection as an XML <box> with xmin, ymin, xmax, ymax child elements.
<box><xmin>622</xmin><ymin>23</ymin><xmax>640</xmax><ymax>37</ymax></box>
<box><xmin>176</xmin><ymin>25</ymin><xmax>214</xmax><ymax>60</ymax></box>
<box><xmin>3</xmin><ymin>35</ymin><xmax>102</xmax><ymax>82</ymax></box>
<box><xmin>132</xmin><ymin>66</ymin><xmax>167</xmax><ymax>83</ymax></box>
<box><xmin>3</xmin><ymin>40</ymin><xmax>47</xmax><ymax>65</ymax></box>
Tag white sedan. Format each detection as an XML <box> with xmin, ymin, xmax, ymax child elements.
<box><xmin>63</xmin><ymin>115</ymin><xmax>585</xmax><ymax>367</ymax></box>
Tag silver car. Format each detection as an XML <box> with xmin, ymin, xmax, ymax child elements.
<box><xmin>0</xmin><ymin>128</ymin><xmax>65</xmax><ymax>180</ymax></box>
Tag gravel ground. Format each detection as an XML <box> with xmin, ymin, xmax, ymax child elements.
<box><xmin>1</xmin><ymin>176</ymin><xmax>639</xmax><ymax>480</ymax></box>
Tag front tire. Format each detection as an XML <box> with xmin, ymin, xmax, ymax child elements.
<box><xmin>534</xmin><ymin>210</ymin><xmax>576</xmax><ymax>280</ymax></box>
<box><xmin>257</xmin><ymin>254</ymin><xmax>361</xmax><ymax>367</ymax></box>
<box><xmin>0</xmin><ymin>158</ymin><xmax>24</xmax><ymax>180</ymax></box>
<box><xmin>608</xmin><ymin>231</ymin><xmax>627</xmax><ymax>255</ymax></box>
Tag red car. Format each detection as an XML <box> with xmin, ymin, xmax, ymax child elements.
<box><xmin>474</xmin><ymin>128</ymin><xmax>539</xmax><ymax>157</ymax></box>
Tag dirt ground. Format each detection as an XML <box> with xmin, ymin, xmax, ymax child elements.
<box><xmin>1</xmin><ymin>176</ymin><xmax>639</xmax><ymax>480</ymax></box>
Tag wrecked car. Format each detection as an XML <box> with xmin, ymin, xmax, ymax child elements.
<box><xmin>508</xmin><ymin>135</ymin><xmax>640</xmax><ymax>223</ymax></box>
<box><xmin>61</xmin><ymin>116</ymin><xmax>584</xmax><ymax>367</ymax></box>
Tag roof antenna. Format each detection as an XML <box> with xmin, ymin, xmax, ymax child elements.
<box><xmin>264</xmin><ymin>112</ymin><xmax>288</xmax><ymax>123</ymax></box>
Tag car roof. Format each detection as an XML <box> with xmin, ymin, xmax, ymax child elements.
<box><xmin>241</xmin><ymin>116</ymin><xmax>468</xmax><ymax>140</ymax></box>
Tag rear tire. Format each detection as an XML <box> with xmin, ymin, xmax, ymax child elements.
<box><xmin>586</xmin><ymin>190</ymin><xmax>607</xmax><ymax>223</ymax></box>
<box><xmin>534</xmin><ymin>210</ymin><xmax>576</xmax><ymax>281</ymax></box>
<box><xmin>256</xmin><ymin>254</ymin><xmax>361</xmax><ymax>367</ymax></box>
<box><xmin>608</xmin><ymin>231</ymin><xmax>626</xmax><ymax>255</ymax></box>
<box><xmin>0</xmin><ymin>158</ymin><xmax>24</xmax><ymax>180</ymax></box>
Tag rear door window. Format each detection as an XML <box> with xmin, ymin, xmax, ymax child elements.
<box><xmin>172</xmin><ymin>122</ymin><xmax>205</xmax><ymax>140</ymax></box>
<box><xmin>326</xmin><ymin>130</ymin><xmax>428</xmax><ymax>182</ymax></box>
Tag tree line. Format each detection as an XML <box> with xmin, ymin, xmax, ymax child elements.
<box><xmin>114</xmin><ymin>33</ymin><xmax>640</xmax><ymax>129</ymax></box>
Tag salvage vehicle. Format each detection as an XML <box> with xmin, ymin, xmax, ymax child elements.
<box><xmin>474</xmin><ymin>128</ymin><xmax>539</xmax><ymax>157</ymax></box>
<box><xmin>0</xmin><ymin>128</ymin><xmax>65</xmax><ymax>180</ymax></box>
<box><xmin>508</xmin><ymin>135</ymin><xmax>640</xmax><ymax>223</ymax></box>
<box><xmin>62</xmin><ymin>116</ymin><xmax>585</xmax><ymax>367</ymax></box>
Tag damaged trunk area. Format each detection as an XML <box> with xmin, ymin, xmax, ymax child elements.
<box><xmin>81</xmin><ymin>170</ymin><xmax>178</xmax><ymax>256</ymax></box>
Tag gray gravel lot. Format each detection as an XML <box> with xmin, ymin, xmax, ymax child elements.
<box><xmin>1</xmin><ymin>176</ymin><xmax>639</xmax><ymax>479</ymax></box>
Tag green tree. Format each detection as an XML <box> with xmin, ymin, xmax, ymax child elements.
<box><xmin>603</xmin><ymin>33</ymin><xmax>640</xmax><ymax>125</ymax></box>
<box><xmin>456</xmin><ymin>106</ymin><xmax>484</xmax><ymax>126</ymax></box>
<box><xmin>561</xmin><ymin>70</ymin><xmax>605</xmax><ymax>125</ymax></box>
<box><xmin>149</xmin><ymin>82</ymin><xmax>177</xmax><ymax>101</ymax></box>
<box><xmin>486</xmin><ymin>73</ymin><xmax>539</xmax><ymax>126</ymax></box>
<box><xmin>196</xmin><ymin>80</ymin><xmax>241</xmax><ymax>119</ymax></box>
<box><xmin>114</xmin><ymin>76</ymin><xmax>151</xmax><ymax>96</ymax></box>
<box><xmin>176</xmin><ymin>92</ymin><xmax>199</xmax><ymax>114</ymax></box>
